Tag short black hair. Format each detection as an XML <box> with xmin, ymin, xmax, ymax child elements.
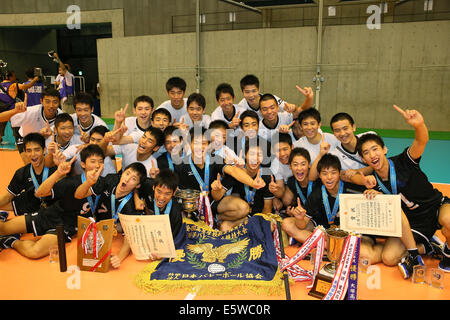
<box><xmin>163</xmin><ymin>125</ymin><xmax>183</xmax><ymax>142</ymax></box>
<box><xmin>25</xmin><ymin>68</ymin><xmax>35</xmax><ymax>79</ymax></box>
<box><xmin>166</xmin><ymin>77</ymin><xmax>186</xmax><ymax>92</ymax></box>
<box><xmin>154</xmin><ymin>169</ymin><xmax>179</xmax><ymax>192</ymax></box>
<box><xmin>298</xmin><ymin>108</ymin><xmax>321</xmax><ymax>125</ymax></box>
<box><xmin>90</xmin><ymin>125</ymin><xmax>109</xmax><ymax>137</ymax></box>
<box><xmin>41</xmin><ymin>87</ymin><xmax>60</xmax><ymax>100</ymax></box>
<box><xmin>330</xmin><ymin>112</ymin><xmax>355</xmax><ymax>129</ymax></box>
<box><xmin>259</xmin><ymin>93</ymin><xmax>278</xmax><ymax>107</ymax></box>
<box><xmin>356</xmin><ymin>133</ymin><xmax>385</xmax><ymax>157</ymax></box>
<box><xmin>80</xmin><ymin>144</ymin><xmax>105</xmax><ymax>163</ymax></box>
<box><xmin>152</xmin><ymin>107</ymin><xmax>172</xmax><ymax>123</ymax></box>
<box><xmin>244</xmin><ymin>137</ymin><xmax>263</xmax><ymax>157</ymax></box>
<box><xmin>122</xmin><ymin>162</ymin><xmax>147</xmax><ymax>186</ymax></box>
<box><xmin>209</xmin><ymin>119</ymin><xmax>228</xmax><ymax>131</ymax></box>
<box><xmin>145</xmin><ymin>126</ymin><xmax>164</xmax><ymax>147</ymax></box>
<box><xmin>189</xmin><ymin>126</ymin><xmax>208</xmax><ymax>143</ymax></box>
<box><xmin>215</xmin><ymin>83</ymin><xmax>235</xmax><ymax>101</ymax></box>
<box><xmin>289</xmin><ymin>147</ymin><xmax>311</xmax><ymax>165</ymax></box>
<box><xmin>271</xmin><ymin>132</ymin><xmax>292</xmax><ymax>149</ymax></box>
<box><xmin>54</xmin><ymin>113</ymin><xmax>74</xmax><ymax>128</ymax></box>
<box><xmin>239</xmin><ymin>110</ymin><xmax>259</xmax><ymax>129</ymax></box>
<box><xmin>187</xmin><ymin>92</ymin><xmax>206</xmax><ymax>110</ymax></box>
<box><xmin>23</xmin><ymin>132</ymin><xmax>46</xmax><ymax>150</ymax></box>
<box><xmin>74</xmin><ymin>92</ymin><xmax>94</xmax><ymax>109</ymax></box>
<box><xmin>317</xmin><ymin>154</ymin><xmax>341</xmax><ymax>173</ymax></box>
<box><xmin>133</xmin><ymin>95</ymin><xmax>154</xmax><ymax>109</ymax></box>
<box><xmin>240</xmin><ymin>74</ymin><xmax>259</xmax><ymax>91</ymax></box>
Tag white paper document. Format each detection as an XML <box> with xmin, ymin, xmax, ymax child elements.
<box><xmin>339</xmin><ymin>194</ymin><xmax>402</xmax><ymax>237</ymax></box>
<box><xmin>118</xmin><ymin>213</ymin><xmax>177</xmax><ymax>259</ymax></box>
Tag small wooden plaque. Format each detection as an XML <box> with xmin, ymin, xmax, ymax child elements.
<box><xmin>308</xmin><ymin>272</ymin><xmax>334</xmax><ymax>299</ymax></box>
<box><xmin>77</xmin><ymin>216</ymin><xmax>114</xmax><ymax>273</ymax></box>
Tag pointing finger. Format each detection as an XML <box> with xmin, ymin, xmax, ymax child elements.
<box><xmin>393</xmin><ymin>104</ymin><xmax>406</xmax><ymax>117</ymax></box>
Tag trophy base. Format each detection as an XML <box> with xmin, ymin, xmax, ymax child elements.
<box><xmin>308</xmin><ymin>268</ymin><xmax>348</xmax><ymax>300</ymax></box>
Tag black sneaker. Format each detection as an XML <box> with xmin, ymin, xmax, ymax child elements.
<box><xmin>398</xmin><ymin>253</ymin><xmax>425</xmax><ymax>279</ymax></box>
<box><xmin>0</xmin><ymin>234</ymin><xmax>20</xmax><ymax>249</ymax></box>
<box><xmin>438</xmin><ymin>256</ymin><xmax>450</xmax><ymax>273</ymax></box>
<box><xmin>0</xmin><ymin>211</ymin><xmax>9</xmax><ymax>222</ymax></box>
<box><xmin>439</xmin><ymin>244</ymin><xmax>450</xmax><ymax>273</ymax></box>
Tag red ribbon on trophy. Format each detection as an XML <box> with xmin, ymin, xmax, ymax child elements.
<box><xmin>323</xmin><ymin>234</ymin><xmax>360</xmax><ymax>301</ymax></box>
<box><xmin>198</xmin><ymin>191</ymin><xmax>213</xmax><ymax>228</ymax></box>
<box><xmin>274</xmin><ymin>226</ymin><xmax>327</xmax><ymax>287</ymax></box>
<box><xmin>77</xmin><ymin>217</ymin><xmax>112</xmax><ymax>272</ymax></box>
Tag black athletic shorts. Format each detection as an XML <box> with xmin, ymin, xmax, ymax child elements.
<box><xmin>409</xmin><ymin>196</ymin><xmax>450</xmax><ymax>245</ymax></box>
<box><xmin>25</xmin><ymin>211</ymin><xmax>76</xmax><ymax>243</ymax></box>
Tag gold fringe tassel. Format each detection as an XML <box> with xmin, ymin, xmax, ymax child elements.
<box><xmin>134</xmin><ymin>261</ymin><xmax>285</xmax><ymax>296</ymax></box>
<box><xmin>134</xmin><ymin>213</ymin><xmax>286</xmax><ymax>296</ymax></box>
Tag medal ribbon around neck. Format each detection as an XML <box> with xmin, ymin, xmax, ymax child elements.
<box><xmin>154</xmin><ymin>199</ymin><xmax>172</xmax><ymax>215</ymax></box>
<box><xmin>189</xmin><ymin>153</ymin><xmax>210</xmax><ymax>192</ymax></box>
<box><xmin>295</xmin><ymin>180</ymin><xmax>313</xmax><ymax>206</ymax></box>
<box><xmin>375</xmin><ymin>159</ymin><xmax>397</xmax><ymax>194</ymax></box>
<box><xmin>30</xmin><ymin>165</ymin><xmax>49</xmax><ymax>198</ymax></box>
<box><xmin>111</xmin><ymin>191</ymin><xmax>133</xmax><ymax>222</ymax></box>
<box><xmin>81</xmin><ymin>172</ymin><xmax>100</xmax><ymax>214</ymax></box>
<box><xmin>322</xmin><ymin>180</ymin><xmax>344</xmax><ymax>224</ymax></box>
<box><xmin>244</xmin><ymin>166</ymin><xmax>262</xmax><ymax>204</ymax></box>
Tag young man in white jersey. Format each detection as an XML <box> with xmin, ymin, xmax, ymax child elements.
<box><xmin>71</xmin><ymin>92</ymin><xmax>107</xmax><ymax>145</ymax></box>
<box><xmin>237</xmin><ymin>74</ymin><xmax>313</xmax><ymax>120</ymax></box>
<box><xmin>156</xmin><ymin>77</ymin><xmax>188</xmax><ymax>124</ymax></box>
<box><xmin>293</xmin><ymin>108</ymin><xmax>339</xmax><ymax>163</ymax></box>
<box><xmin>113</xmin><ymin>95</ymin><xmax>154</xmax><ymax>143</ymax></box>
<box><xmin>210</xmin><ymin>83</ymin><xmax>246</xmax><ymax>138</ymax></box>
<box><xmin>10</xmin><ymin>88</ymin><xmax>62</xmax><ymax>164</ymax></box>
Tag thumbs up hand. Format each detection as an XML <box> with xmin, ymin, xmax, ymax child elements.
<box><xmin>211</xmin><ymin>173</ymin><xmax>223</xmax><ymax>192</ymax></box>
<box><xmin>229</xmin><ymin>111</ymin><xmax>241</xmax><ymax>129</ymax></box>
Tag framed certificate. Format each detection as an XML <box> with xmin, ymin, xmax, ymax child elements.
<box><xmin>118</xmin><ymin>213</ymin><xmax>177</xmax><ymax>259</ymax></box>
<box><xmin>339</xmin><ymin>194</ymin><xmax>402</xmax><ymax>237</ymax></box>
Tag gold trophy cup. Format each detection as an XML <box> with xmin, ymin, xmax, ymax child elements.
<box><xmin>323</xmin><ymin>228</ymin><xmax>349</xmax><ymax>274</ymax></box>
<box><xmin>309</xmin><ymin>227</ymin><xmax>349</xmax><ymax>299</ymax></box>
<box><xmin>175</xmin><ymin>189</ymin><xmax>201</xmax><ymax>219</ymax></box>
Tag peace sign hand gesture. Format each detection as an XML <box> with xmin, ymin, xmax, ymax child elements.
<box><xmin>85</xmin><ymin>163</ymin><xmax>104</xmax><ymax>186</ymax></box>
<box><xmin>57</xmin><ymin>155</ymin><xmax>77</xmax><ymax>176</ymax></box>
<box><xmin>279</xmin><ymin>121</ymin><xmax>296</xmax><ymax>134</ymax></box>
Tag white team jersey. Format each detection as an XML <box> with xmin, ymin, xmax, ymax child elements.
<box><xmin>258</xmin><ymin>111</ymin><xmax>293</xmax><ymax>142</ymax></box>
<box><xmin>45</xmin><ymin>135</ymin><xmax>77</xmax><ymax>153</ymax></box>
<box><xmin>112</xmin><ymin>143</ymin><xmax>157</xmax><ymax>174</ymax></box>
<box><xmin>293</xmin><ymin>132</ymin><xmax>340</xmax><ymax>163</ymax></box>
<box><xmin>10</xmin><ymin>104</ymin><xmax>62</xmax><ymax>138</ymax></box>
<box><xmin>236</xmin><ymin>94</ymin><xmax>286</xmax><ymax>120</ymax></box>
<box><xmin>156</xmin><ymin>98</ymin><xmax>188</xmax><ymax>122</ymax></box>
<box><xmin>123</xmin><ymin>116</ymin><xmax>150</xmax><ymax>144</ymax></box>
<box><xmin>211</xmin><ymin>145</ymin><xmax>240</xmax><ymax>165</ymax></box>
<box><xmin>179</xmin><ymin>114</ymin><xmax>211</xmax><ymax>129</ymax></box>
<box><xmin>63</xmin><ymin>144</ymin><xmax>116</xmax><ymax>177</ymax></box>
<box><xmin>270</xmin><ymin>156</ymin><xmax>292</xmax><ymax>183</ymax></box>
<box><xmin>71</xmin><ymin>113</ymin><xmax>108</xmax><ymax>145</ymax></box>
<box><xmin>210</xmin><ymin>104</ymin><xmax>247</xmax><ymax>137</ymax></box>
<box><xmin>330</xmin><ymin>131</ymin><xmax>376</xmax><ymax>171</ymax></box>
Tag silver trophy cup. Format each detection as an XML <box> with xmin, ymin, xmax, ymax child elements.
<box><xmin>175</xmin><ymin>189</ymin><xmax>201</xmax><ymax>219</ymax></box>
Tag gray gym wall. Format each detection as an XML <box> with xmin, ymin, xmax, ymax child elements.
<box><xmin>0</xmin><ymin>0</ymin><xmax>448</xmax><ymax>131</ymax></box>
